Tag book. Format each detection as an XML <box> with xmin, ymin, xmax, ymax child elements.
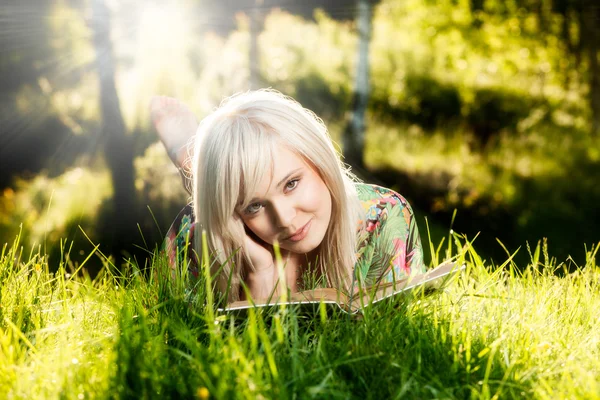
<box><xmin>219</xmin><ymin>261</ymin><xmax>464</xmax><ymax>315</ymax></box>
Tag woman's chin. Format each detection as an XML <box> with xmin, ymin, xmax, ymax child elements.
<box><xmin>281</xmin><ymin>236</ymin><xmax>321</xmax><ymax>255</ymax></box>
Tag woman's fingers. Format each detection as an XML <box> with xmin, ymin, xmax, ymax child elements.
<box><xmin>243</xmin><ymin>232</ymin><xmax>275</xmax><ymax>271</ymax></box>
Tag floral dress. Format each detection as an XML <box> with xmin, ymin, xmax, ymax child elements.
<box><xmin>163</xmin><ymin>183</ymin><xmax>426</xmax><ymax>287</ymax></box>
<box><xmin>353</xmin><ymin>184</ymin><xmax>426</xmax><ymax>286</ymax></box>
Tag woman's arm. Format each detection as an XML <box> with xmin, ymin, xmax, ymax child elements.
<box><xmin>162</xmin><ymin>204</ymin><xmax>199</xmax><ymax>278</ymax></box>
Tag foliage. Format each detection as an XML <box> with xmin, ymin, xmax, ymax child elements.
<box><xmin>1</xmin><ymin>0</ymin><xmax>598</xmax><ymax>267</ymax></box>
<box><xmin>0</xmin><ymin>147</ymin><xmax>191</xmax><ymax>273</ymax></box>
<box><xmin>253</xmin><ymin>0</ymin><xmax>599</xmax><ymax>263</ymax></box>
<box><xmin>0</xmin><ymin>168</ymin><xmax>111</xmax><ymax>254</ymax></box>
<box><xmin>365</xmin><ymin>118</ymin><xmax>599</xmax><ymax>265</ymax></box>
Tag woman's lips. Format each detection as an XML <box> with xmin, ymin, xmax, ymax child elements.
<box><xmin>285</xmin><ymin>219</ymin><xmax>312</xmax><ymax>242</ymax></box>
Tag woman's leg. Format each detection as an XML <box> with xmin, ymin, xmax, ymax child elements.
<box><xmin>150</xmin><ymin>96</ymin><xmax>199</xmax><ymax>172</ymax></box>
<box><xmin>151</xmin><ymin>97</ymin><xmax>200</xmax><ymax>274</ymax></box>
<box><xmin>150</xmin><ymin>96</ymin><xmax>200</xmax><ymax>194</ymax></box>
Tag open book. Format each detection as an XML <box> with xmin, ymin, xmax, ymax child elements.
<box><xmin>220</xmin><ymin>261</ymin><xmax>464</xmax><ymax>315</ymax></box>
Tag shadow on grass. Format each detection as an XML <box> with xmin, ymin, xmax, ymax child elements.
<box><xmin>281</xmin><ymin>298</ymin><xmax>531</xmax><ymax>399</ymax></box>
<box><xmin>106</xmin><ymin>291</ymin><xmax>534</xmax><ymax>399</ymax></box>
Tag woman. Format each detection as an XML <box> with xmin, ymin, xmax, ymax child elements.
<box><xmin>151</xmin><ymin>89</ymin><xmax>426</xmax><ymax>303</ymax></box>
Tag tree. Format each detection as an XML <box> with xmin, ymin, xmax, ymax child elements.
<box><xmin>547</xmin><ymin>0</ymin><xmax>600</xmax><ymax>137</ymax></box>
<box><xmin>249</xmin><ymin>0</ymin><xmax>265</xmax><ymax>89</ymax></box>
<box><xmin>581</xmin><ymin>2</ymin><xmax>600</xmax><ymax>137</ymax></box>
<box><xmin>343</xmin><ymin>0</ymin><xmax>372</xmax><ymax>169</ymax></box>
<box><xmin>91</xmin><ymin>0</ymin><xmax>137</xmax><ymax>255</ymax></box>
<box><xmin>478</xmin><ymin>0</ymin><xmax>600</xmax><ymax>137</ymax></box>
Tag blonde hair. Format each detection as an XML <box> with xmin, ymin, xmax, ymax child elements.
<box><xmin>192</xmin><ymin>89</ymin><xmax>363</xmax><ymax>302</ymax></box>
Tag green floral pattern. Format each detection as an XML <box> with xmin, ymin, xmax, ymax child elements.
<box><xmin>354</xmin><ymin>184</ymin><xmax>426</xmax><ymax>287</ymax></box>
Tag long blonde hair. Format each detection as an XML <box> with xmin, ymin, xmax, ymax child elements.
<box><xmin>192</xmin><ymin>89</ymin><xmax>362</xmax><ymax>302</ymax></box>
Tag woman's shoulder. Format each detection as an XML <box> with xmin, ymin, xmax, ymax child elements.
<box><xmin>354</xmin><ymin>182</ymin><xmax>416</xmax><ymax>235</ymax></box>
<box><xmin>355</xmin><ymin>182</ymin><xmax>411</xmax><ymax>210</ymax></box>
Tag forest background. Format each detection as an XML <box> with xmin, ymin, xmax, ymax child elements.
<box><xmin>0</xmin><ymin>0</ymin><xmax>598</xmax><ymax>273</ymax></box>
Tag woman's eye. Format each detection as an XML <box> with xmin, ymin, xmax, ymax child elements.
<box><xmin>285</xmin><ymin>179</ymin><xmax>299</xmax><ymax>191</ymax></box>
<box><xmin>245</xmin><ymin>203</ymin><xmax>262</xmax><ymax>214</ymax></box>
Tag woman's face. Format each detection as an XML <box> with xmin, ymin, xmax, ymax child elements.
<box><xmin>238</xmin><ymin>146</ymin><xmax>332</xmax><ymax>255</ymax></box>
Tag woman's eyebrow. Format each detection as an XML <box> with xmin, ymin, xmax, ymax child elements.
<box><xmin>275</xmin><ymin>167</ymin><xmax>303</xmax><ymax>190</ymax></box>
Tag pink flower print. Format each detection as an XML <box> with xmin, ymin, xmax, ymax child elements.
<box><xmin>390</xmin><ymin>239</ymin><xmax>409</xmax><ymax>277</ymax></box>
<box><xmin>379</xmin><ymin>197</ymin><xmax>398</xmax><ymax>206</ymax></box>
<box><xmin>366</xmin><ymin>220</ymin><xmax>380</xmax><ymax>233</ymax></box>
<box><xmin>392</xmin><ymin>238</ymin><xmax>403</xmax><ymax>253</ymax></box>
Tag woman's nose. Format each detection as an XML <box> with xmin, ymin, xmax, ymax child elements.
<box><xmin>271</xmin><ymin>200</ymin><xmax>296</xmax><ymax>228</ymax></box>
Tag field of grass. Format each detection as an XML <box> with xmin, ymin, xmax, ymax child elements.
<box><xmin>1</xmin><ymin>232</ymin><xmax>599</xmax><ymax>399</ymax></box>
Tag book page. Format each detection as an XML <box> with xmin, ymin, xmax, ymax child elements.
<box><xmin>220</xmin><ymin>261</ymin><xmax>463</xmax><ymax>313</ymax></box>
<box><xmin>223</xmin><ymin>288</ymin><xmax>349</xmax><ymax>312</ymax></box>
<box><xmin>349</xmin><ymin>261</ymin><xmax>462</xmax><ymax>312</ymax></box>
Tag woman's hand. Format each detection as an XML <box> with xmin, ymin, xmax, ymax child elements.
<box><xmin>243</xmin><ymin>231</ymin><xmax>278</xmax><ymax>300</ymax></box>
<box><xmin>242</xmin><ymin>226</ymin><xmax>304</xmax><ymax>299</ymax></box>
<box><xmin>243</xmin><ymin>230</ymin><xmax>276</xmax><ymax>272</ymax></box>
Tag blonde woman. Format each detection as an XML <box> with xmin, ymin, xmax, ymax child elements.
<box><xmin>151</xmin><ymin>90</ymin><xmax>426</xmax><ymax>303</ymax></box>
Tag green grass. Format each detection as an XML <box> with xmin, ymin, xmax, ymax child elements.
<box><xmin>1</xmin><ymin>232</ymin><xmax>599</xmax><ymax>399</ymax></box>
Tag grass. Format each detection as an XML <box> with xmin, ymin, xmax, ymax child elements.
<box><xmin>1</xmin><ymin>231</ymin><xmax>599</xmax><ymax>399</ymax></box>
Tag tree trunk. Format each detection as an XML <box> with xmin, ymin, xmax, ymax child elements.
<box><xmin>249</xmin><ymin>0</ymin><xmax>264</xmax><ymax>89</ymax></box>
<box><xmin>343</xmin><ymin>0</ymin><xmax>372</xmax><ymax>170</ymax></box>
<box><xmin>587</xmin><ymin>3</ymin><xmax>600</xmax><ymax>137</ymax></box>
<box><xmin>91</xmin><ymin>0</ymin><xmax>137</xmax><ymax>255</ymax></box>
<box><xmin>581</xmin><ymin>0</ymin><xmax>600</xmax><ymax>138</ymax></box>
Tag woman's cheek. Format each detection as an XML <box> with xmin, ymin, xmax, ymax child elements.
<box><xmin>299</xmin><ymin>180</ymin><xmax>322</xmax><ymax>211</ymax></box>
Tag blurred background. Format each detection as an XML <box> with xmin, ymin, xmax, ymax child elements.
<box><xmin>1</xmin><ymin>0</ymin><xmax>598</xmax><ymax>273</ymax></box>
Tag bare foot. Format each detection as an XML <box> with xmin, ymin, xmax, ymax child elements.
<box><xmin>149</xmin><ymin>96</ymin><xmax>199</xmax><ymax>170</ymax></box>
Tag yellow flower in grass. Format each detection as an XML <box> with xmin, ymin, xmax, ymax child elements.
<box><xmin>536</xmin><ymin>341</ymin><xmax>552</xmax><ymax>352</ymax></box>
<box><xmin>196</xmin><ymin>387</ymin><xmax>210</xmax><ymax>399</ymax></box>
